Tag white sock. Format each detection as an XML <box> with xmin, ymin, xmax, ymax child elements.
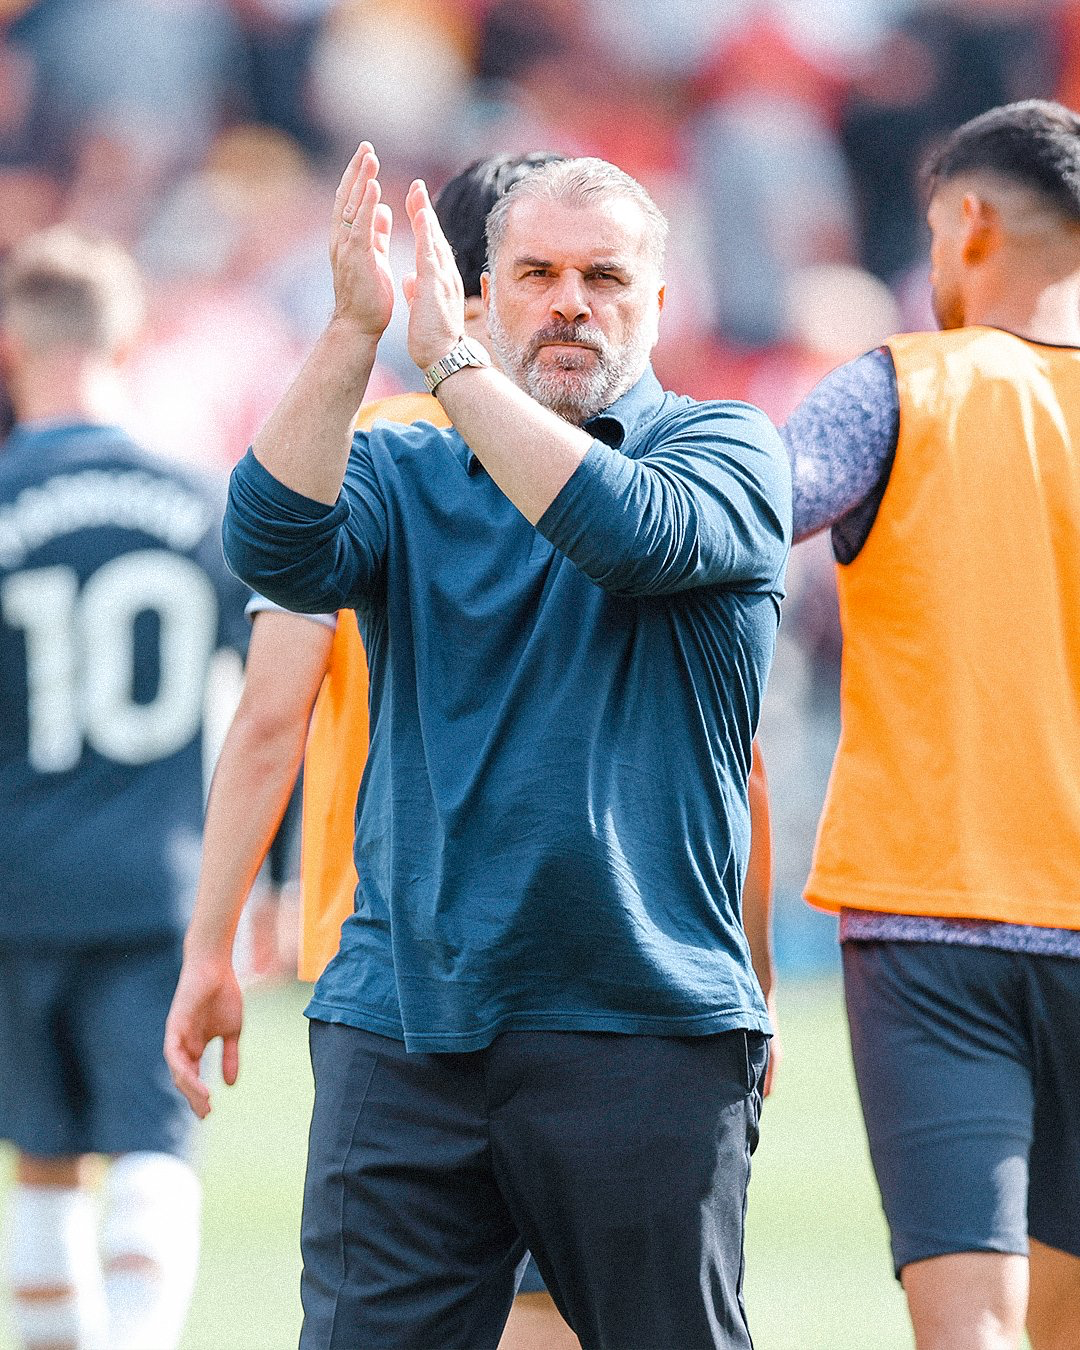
<box><xmin>4</xmin><ymin>1184</ymin><xmax>105</xmax><ymax>1350</ymax></box>
<box><xmin>98</xmin><ymin>1153</ymin><xmax>201</xmax><ymax>1350</ymax></box>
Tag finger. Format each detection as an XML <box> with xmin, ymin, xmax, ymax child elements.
<box><xmin>341</xmin><ymin>147</ymin><xmax>379</xmax><ymax>228</ymax></box>
<box><xmin>222</xmin><ymin>1035</ymin><xmax>240</xmax><ymax>1088</ymax></box>
<box><xmin>408</xmin><ymin>182</ymin><xmax>446</xmax><ymax>251</ymax></box>
<box><xmin>410</xmin><ymin>181</ymin><xmax>455</xmax><ymax>266</ymax></box>
<box><xmin>169</xmin><ymin>1049</ymin><xmax>211</xmax><ymax>1119</ymax></box>
<box><xmin>410</xmin><ymin>203</ymin><xmax>441</xmax><ymax>278</ymax></box>
<box><xmin>333</xmin><ymin>141</ymin><xmax>374</xmax><ymax>220</ymax></box>
<box><xmin>357</xmin><ymin>177</ymin><xmax>382</xmax><ymax>247</ymax></box>
<box><xmin>373</xmin><ymin>203</ymin><xmax>393</xmax><ymax>248</ymax></box>
<box><xmin>405</xmin><ymin>178</ymin><xmax>427</xmax><ymax>226</ymax></box>
<box><xmin>402</xmin><ymin>273</ymin><xmax>416</xmax><ymax>306</ymax></box>
<box><xmin>334</xmin><ymin>142</ymin><xmax>370</xmax><ymax>202</ymax></box>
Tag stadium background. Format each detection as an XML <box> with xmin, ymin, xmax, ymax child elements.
<box><xmin>1</xmin><ymin>0</ymin><xmax>1075</xmax><ymax>1344</ymax></box>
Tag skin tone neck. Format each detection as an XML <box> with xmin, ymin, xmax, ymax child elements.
<box><xmin>930</xmin><ymin>172</ymin><xmax>1080</xmax><ymax>346</ymax></box>
<box><xmin>2</xmin><ymin>336</ymin><xmax>128</xmax><ymax>425</ymax></box>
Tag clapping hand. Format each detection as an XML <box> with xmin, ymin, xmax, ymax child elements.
<box><xmin>403</xmin><ymin>178</ymin><xmax>467</xmax><ymax>373</ymax></box>
<box><xmin>330</xmin><ymin>142</ymin><xmax>396</xmax><ymax>340</ymax></box>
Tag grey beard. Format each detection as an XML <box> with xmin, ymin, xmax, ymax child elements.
<box><xmin>488</xmin><ymin>312</ymin><xmax>651</xmax><ymax>426</ymax></box>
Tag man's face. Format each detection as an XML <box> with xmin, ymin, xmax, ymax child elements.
<box><xmin>483</xmin><ymin>194</ymin><xmax>664</xmax><ymax>425</ymax></box>
<box><xmin>927</xmin><ymin>182</ymin><xmax>968</xmax><ymax>331</ymax></box>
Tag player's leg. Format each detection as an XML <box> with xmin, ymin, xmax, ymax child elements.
<box><xmin>300</xmin><ymin>1020</ymin><xmax>524</xmax><ymax>1350</ymax></box>
<box><xmin>1027</xmin><ymin>1242</ymin><xmax>1080</xmax><ymax>1350</ymax></box>
<box><xmin>843</xmin><ymin>940</ymin><xmax>1033</xmax><ymax>1350</ymax></box>
<box><xmin>6</xmin><ymin>1153</ymin><xmax>103</xmax><ymax>1350</ymax></box>
<box><xmin>499</xmin><ymin>1257</ymin><xmax>580</xmax><ymax>1350</ymax></box>
<box><xmin>488</xmin><ymin>1027</ymin><xmax>767</xmax><ymax>1349</ymax></box>
<box><xmin>901</xmin><ymin>1253</ymin><xmax>1027</xmax><ymax>1350</ymax></box>
<box><xmin>97</xmin><ymin>1151</ymin><xmax>201</xmax><ymax>1350</ymax></box>
<box><xmin>0</xmin><ymin>945</ymin><xmax>105</xmax><ymax>1350</ymax></box>
<box><xmin>1024</xmin><ymin>954</ymin><xmax>1080</xmax><ymax>1350</ymax></box>
<box><xmin>74</xmin><ymin>938</ymin><xmax>200</xmax><ymax>1350</ymax></box>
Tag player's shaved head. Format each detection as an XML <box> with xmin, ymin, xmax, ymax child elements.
<box><xmin>925</xmin><ymin>101</ymin><xmax>1080</xmax><ymax>333</ymax></box>
<box><xmin>925</xmin><ymin>100</ymin><xmax>1080</xmax><ymax>228</ymax></box>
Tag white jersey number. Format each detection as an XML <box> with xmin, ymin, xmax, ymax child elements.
<box><xmin>2</xmin><ymin>550</ymin><xmax>218</xmax><ymax>772</ymax></box>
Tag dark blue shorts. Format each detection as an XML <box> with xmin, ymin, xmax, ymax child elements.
<box><xmin>300</xmin><ymin>1022</ymin><xmax>767</xmax><ymax>1350</ymax></box>
<box><xmin>843</xmin><ymin>939</ymin><xmax>1080</xmax><ymax>1276</ymax></box>
<box><xmin>0</xmin><ymin>936</ymin><xmax>193</xmax><ymax>1160</ymax></box>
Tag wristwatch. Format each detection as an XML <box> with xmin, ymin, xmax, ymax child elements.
<box><xmin>422</xmin><ymin>336</ymin><xmax>491</xmax><ymax>394</ymax></box>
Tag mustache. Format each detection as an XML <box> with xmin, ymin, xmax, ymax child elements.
<box><xmin>525</xmin><ymin>322</ymin><xmax>608</xmax><ymax>362</ymax></box>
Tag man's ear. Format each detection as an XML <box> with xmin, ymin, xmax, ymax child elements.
<box><xmin>480</xmin><ymin>271</ymin><xmax>491</xmax><ymax>311</ymax></box>
<box><xmin>960</xmin><ymin>193</ymin><xmax>999</xmax><ymax>266</ymax></box>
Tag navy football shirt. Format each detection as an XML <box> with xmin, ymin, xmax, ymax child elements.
<box><xmin>0</xmin><ymin>422</ymin><xmax>249</xmax><ymax>943</ymax></box>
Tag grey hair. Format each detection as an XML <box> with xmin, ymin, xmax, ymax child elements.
<box><xmin>485</xmin><ymin>157</ymin><xmax>668</xmax><ymax>276</ymax></box>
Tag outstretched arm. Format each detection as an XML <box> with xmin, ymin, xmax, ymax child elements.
<box><xmin>165</xmin><ymin>610</ymin><xmax>334</xmax><ymax>1118</ymax></box>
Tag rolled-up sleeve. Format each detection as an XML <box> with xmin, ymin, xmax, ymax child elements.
<box><xmin>223</xmin><ymin>441</ymin><xmax>388</xmax><ymax>613</ymax></box>
<box><xmin>535</xmin><ymin>402</ymin><xmax>791</xmax><ymax>597</ymax></box>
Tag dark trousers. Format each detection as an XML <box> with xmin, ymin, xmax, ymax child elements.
<box><xmin>299</xmin><ymin>1021</ymin><xmax>767</xmax><ymax>1350</ymax></box>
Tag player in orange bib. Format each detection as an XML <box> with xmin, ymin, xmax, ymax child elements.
<box><xmin>781</xmin><ymin>101</ymin><xmax>1080</xmax><ymax>1350</ymax></box>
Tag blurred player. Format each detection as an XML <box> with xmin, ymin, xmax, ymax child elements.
<box><xmin>0</xmin><ymin>227</ymin><xmax>249</xmax><ymax>1350</ymax></box>
<box><xmin>783</xmin><ymin>100</ymin><xmax>1080</xmax><ymax>1350</ymax></box>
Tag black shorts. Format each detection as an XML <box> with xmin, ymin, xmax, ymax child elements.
<box><xmin>0</xmin><ymin>935</ymin><xmax>193</xmax><ymax>1160</ymax></box>
<box><xmin>300</xmin><ymin>1022</ymin><xmax>767</xmax><ymax>1350</ymax></box>
<box><xmin>843</xmin><ymin>939</ymin><xmax>1080</xmax><ymax>1276</ymax></box>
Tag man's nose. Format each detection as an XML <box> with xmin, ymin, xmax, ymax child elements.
<box><xmin>551</xmin><ymin>274</ymin><xmax>590</xmax><ymax>325</ymax></box>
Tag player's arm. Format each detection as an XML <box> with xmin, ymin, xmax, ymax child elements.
<box><xmin>742</xmin><ymin>740</ymin><xmax>780</xmax><ymax>1097</ymax></box>
<box><xmin>780</xmin><ymin>347</ymin><xmax>900</xmax><ymax>549</ymax></box>
<box><xmin>164</xmin><ymin>609</ymin><xmax>334</xmax><ymax>1119</ymax></box>
<box><xmin>250</xmin><ymin>145</ymin><xmax>393</xmax><ymax>505</ymax></box>
<box><xmin>223</xmin><ymin>147</ymin><xmax>395</xmax><ymax>614</ymax></box>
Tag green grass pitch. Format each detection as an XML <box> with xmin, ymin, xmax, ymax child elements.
<box><xmin>0</xmin><ymin>977</ymin><xmax>916</xmax><ymax>1349</ymax></box>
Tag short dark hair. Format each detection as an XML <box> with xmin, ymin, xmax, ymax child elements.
<box><xmin>434</xmin><ymin>151</ymin><xmax>565</xmax><ymax>297</ymax></box>
<box><xmin>925</xmin><ymin>99</ymin><xmax>1080</xmax><ymax>223</ymax></box>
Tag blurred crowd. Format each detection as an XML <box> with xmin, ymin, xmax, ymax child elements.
<box><xmin>2</xmin><ymin>0</ymin><xmax>1076</xmax><ymax>961</ymax></box>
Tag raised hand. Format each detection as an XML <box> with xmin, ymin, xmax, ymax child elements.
<box><xmin>330</xmin><ymin>142</ymin><xmax>395</xmax><ymax>339</ymax></box>
<box><xmin>403</xmin><ymin>178</ymin><xmax>467</xmax><ymax>372</ymax></box>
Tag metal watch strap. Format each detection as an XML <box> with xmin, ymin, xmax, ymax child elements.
<box><xmin>423</xmin><ymin>337</ymin><xmax>489</xmax><ymax>394</ymax></box>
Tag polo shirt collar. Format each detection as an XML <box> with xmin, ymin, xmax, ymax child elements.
<box><xmin>458</xmin><ymin>364</ymin><xmax>665</xmax><ymax>473</ymax></box>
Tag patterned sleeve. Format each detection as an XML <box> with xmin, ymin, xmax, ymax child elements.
<box><xmin>780</xmin><ymin>347</ymin><xmax>900</xmax><ymax>561</ymax></box>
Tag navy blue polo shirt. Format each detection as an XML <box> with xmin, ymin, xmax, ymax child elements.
<box><xmin>224</xmin><ymin>368</ymin><xmax>790</xmax><ymax>1051</ymax></box>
